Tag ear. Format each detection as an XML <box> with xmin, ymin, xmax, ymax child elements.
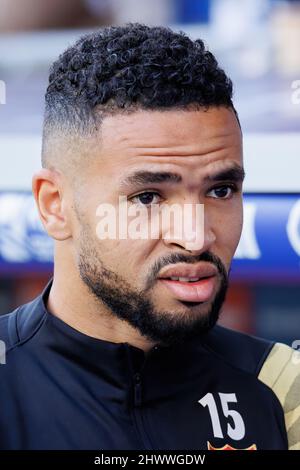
<box><xmin>32</xmin><ymin>169</ymin><xmax>72</xmax><ymax>241</ymax></box>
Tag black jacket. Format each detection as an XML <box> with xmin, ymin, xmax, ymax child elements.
<box><xmin>0</xmin><ymin>281</ymin><xmax>299</xmax><ymax>450</ymax></box>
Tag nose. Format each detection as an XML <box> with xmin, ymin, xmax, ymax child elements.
<box><xmin>163</xmin><ymin>228</ymin><xmax>217</xmax><ymax>255</ymax></box>
<box><xmin>161</xmin><ymin>202</ymin><xmax>216</xmax><ymax>254</ymax></box>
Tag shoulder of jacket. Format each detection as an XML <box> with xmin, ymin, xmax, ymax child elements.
<box><xmin>258</xmin><ymin>342</ymin><xmax>300</xmax><ymax>450</ymax></box>
<box><xmin>0</xmin><ymin>293</ymin><xmax>47</xmax><ymax>356</ymax></box>
<box><xmin>202</xmin><ymin>325</ymin><xmax>274</xmax><ymax>376</ymax></box>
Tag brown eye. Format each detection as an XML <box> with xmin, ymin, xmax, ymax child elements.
<box><xmin>131</xmin><ymin>192</ymin><xmax>161</xmax><ymax>206</ymax></box>
<box><xmin>207</xmin><ymin>185</ymin><xmax>236</xmax><ymax>199</ymax></box>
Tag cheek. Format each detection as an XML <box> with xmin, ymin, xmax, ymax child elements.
<box><xmin>214</xmin><ymin>204</ymin><xmax>243</xmax><ymax>259</ymax></box>
<box><xmin>78</xmin><ymin>196</ymin><xmax>159</xmax><ymax>276</ymax></box>
<box><xmin>90</xmin><ymin>235</ymin><xmax>157</xmax><ymax>278</ymax></box>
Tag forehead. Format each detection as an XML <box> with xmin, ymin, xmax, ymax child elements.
<box><xmin>100</xmin><ymin>107</ymin><xmax>241</xmax><ymax>153</ymax></box>
<box><xmin>87</xmin><ymin>107</ymin><xmax>243</xmax><ymax>182</ymax></box>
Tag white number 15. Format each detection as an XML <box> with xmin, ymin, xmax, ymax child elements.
<box><xmin>198</xmin><ymin>392</ymin><xmax>245</xmax><ymax>441</ymax></box>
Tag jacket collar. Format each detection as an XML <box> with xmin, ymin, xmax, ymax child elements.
<box><xmin>18</xmin><ymin>278</ymin><xmax>215</xmax><ymax>397</ymax></box>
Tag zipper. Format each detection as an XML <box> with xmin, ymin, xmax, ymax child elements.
<box><xmin>128</xmin><ymin>344</ymin><xmax>160</xmax><ymax>449</ymax></box>
<box><xmin>134</xmin><ymin>372</ymin><xmax>142</xmax><ymax>407</ymax></box>
<box><xmin>132</xmin><ymin>372</ymin><xmax>153</xmax><ymax>449</ymax></box>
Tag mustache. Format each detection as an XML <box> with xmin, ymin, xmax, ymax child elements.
<box><xmin>146</xmin><ymin>251</ymin><xmax>228</xmax><ymax>289</ymax></box>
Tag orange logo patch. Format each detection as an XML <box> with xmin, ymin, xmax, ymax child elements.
<box><xmin>207</xmin><ymin>442</ymin><xmax>257</xmax><ymax>451</ymax></box>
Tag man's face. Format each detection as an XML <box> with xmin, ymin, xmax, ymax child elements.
<box><xmin>72</xmin><ymin>107</ymin><xmax>244</xmax><ymax>346</ymax></box>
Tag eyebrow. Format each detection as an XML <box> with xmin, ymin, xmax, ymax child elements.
<box><xmin>204</xmin><ymin>164</ymin><xmax>246</xmax><ymax>184</ymax></box>
<box><xmin>119</xmin><ymin>164</ymin><xmax>245</xmax><ymax>189</ymax></box>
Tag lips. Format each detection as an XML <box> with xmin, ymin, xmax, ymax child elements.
<box><xmin>158</xmin><ymin>262</ymin><xmax>218</xmax><ymax>281</ymax></box>
<box><xmin>158</xmin><ymin>262</ymin><xmax>218</xmax><ymax>303</ymax></box>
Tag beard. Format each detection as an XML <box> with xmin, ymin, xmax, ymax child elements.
<box><xmin>78</xmin><ymin>236</ymin><xmax>229</xmax><ymax>347</ymax></box>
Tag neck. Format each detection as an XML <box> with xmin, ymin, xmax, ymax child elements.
<box><xmin>47</xmin><ymin>251</ymin><xmax>156</xmax><ymax>353</ymax></box>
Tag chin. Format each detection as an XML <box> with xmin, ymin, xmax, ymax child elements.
<box><xmin>154</xmin><ymin>299</ymin><xmax>212</xmax><ymax>319</ymax></box>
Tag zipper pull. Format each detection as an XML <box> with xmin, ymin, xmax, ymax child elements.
<box><xmin>134</xmin><ymin>373</ymin><xmax>142</xmax><ymax>407</ymax></box>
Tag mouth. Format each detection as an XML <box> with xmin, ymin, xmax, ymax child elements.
<box><xmin>158</xmin><ymin>276</ymin><xmax>217</xmax><ymax>303</ymax></box>
<box><xmin>157</xmin><ymin>262</ymin><xmax>218</xmax><ymax>303</ymax></box>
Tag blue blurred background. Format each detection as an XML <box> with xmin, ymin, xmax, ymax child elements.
<box><xmin>0</xmin><ymin>0</ymin><xmax>299</xmax><ymax>346</ymax></box>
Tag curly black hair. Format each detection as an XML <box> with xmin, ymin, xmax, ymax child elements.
<box><xmin>44</xmin><ymin>23</ymin><xmax>237</xmax><ymax>142</ymax></box>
